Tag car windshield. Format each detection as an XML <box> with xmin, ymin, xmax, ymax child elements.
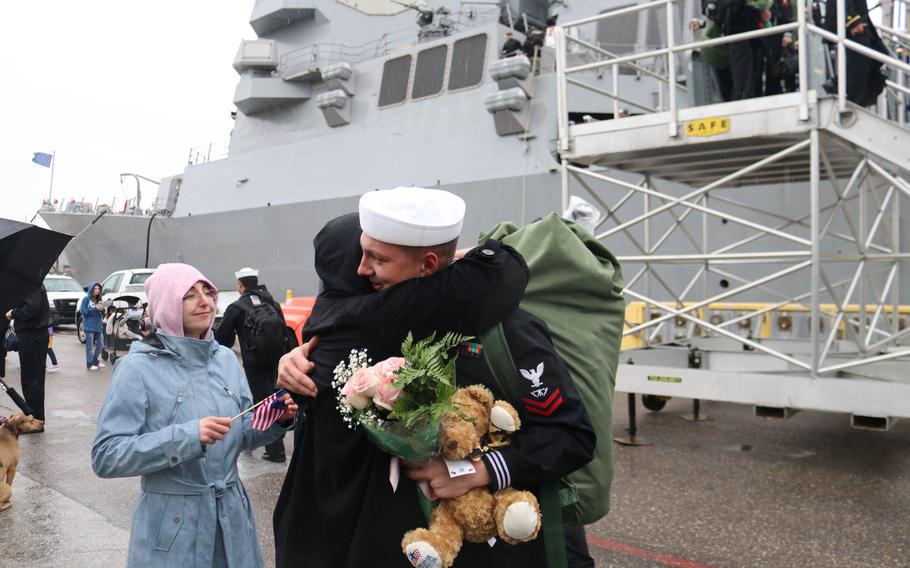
<box><xmin>129</xmin><ymin>272</ymin><xmax>153</xmax><ymax>285</ymax></box>
<box><xmin>44</xmin><ymin>277</ymin><xmax>84</xmax><ymax>293</ymax></box>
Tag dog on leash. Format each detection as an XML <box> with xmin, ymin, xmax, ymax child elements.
<box><xmin>0</xmin><ymin>413</ymin><xmax>45</xmax><ymax>511</ymax></box>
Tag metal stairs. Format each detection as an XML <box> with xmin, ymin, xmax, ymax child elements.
<box><xmin>554</xmin><ymin>1</ymin><xmax>910</xmax><ymax>430</ymax></box>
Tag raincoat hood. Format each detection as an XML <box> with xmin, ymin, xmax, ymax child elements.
<box><xmin>145</xmin><ymin>263</ymin><xmax>218</xmax><ymax>338</ymax></box>
<box><xmin>314</xmin><ymin>213</ymin><xmax>373</xmax><ymax>297</ymax></box>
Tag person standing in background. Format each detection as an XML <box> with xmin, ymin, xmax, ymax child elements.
<box><xmin>215</xmin><ymin>267</ymin><xmax>295</xmax><ymax>463</ymax></box>
<box><xmin>5</xmin><ymin>285</ymin><xmax>51</xmax><ymax>426</ymax></box>
<box><xmin>80</xmin><ymin>282</ymin><xmax>106</xmax><ymax>371</ymax></box>
<box><xmin>47</xmin><ymin>325</ymin><xmax>60</xmax><ymax>372</ymax></box>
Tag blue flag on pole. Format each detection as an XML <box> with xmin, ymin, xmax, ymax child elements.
<box><xmin>32</xmin><ymin>152</ymin><xmax>53</xmax><ymax>167</ymax></box>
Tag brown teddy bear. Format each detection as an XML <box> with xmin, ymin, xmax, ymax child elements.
<box><xmin>401</xmin><ymin>385</ymin><xmax>541</xmax><ymax>568</ymax></box>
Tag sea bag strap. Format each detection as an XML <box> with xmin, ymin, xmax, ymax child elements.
<box><xmin>480</xmin><ymin>324</ymin><xmax>568</xmax><ymax>568</ymax></box>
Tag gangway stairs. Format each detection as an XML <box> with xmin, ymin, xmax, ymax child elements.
<box><xmin>555</xmin><ymin>0</ymin><xmax>910</xmax><ymax>431</ymax></box>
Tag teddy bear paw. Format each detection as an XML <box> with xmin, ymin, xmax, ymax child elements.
<box><xmin>502</xmin><ymin>501</ymin><xmax>539</xmax><ymax>541</ymax></box>
<box><xmin>405</xmin><ymin>541</ymin><xmax>446</xmax><ymax>568</ymax></box>
<box><xmin>490</xmin><ymin>404</ymin><xmax>518</xmax><ymax>432</ymax></box>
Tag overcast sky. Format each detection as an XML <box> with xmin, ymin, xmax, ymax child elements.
<box><xmin>0</xmin><ymin>1</ymin><xmax>253</xmax><ymax>224</ymax></box>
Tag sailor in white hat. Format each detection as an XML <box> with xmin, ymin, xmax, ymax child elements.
<box><xmin>215</xmin><ymin>264</ymin><xmax>290</xmax><ymax>462</ymax></box>
<box><xmin>357</xmin><ymin>186</ymin><xmax>466</xmax><ymax>291</ymax></box>
<box><xmin>235</xmin><ymin>267</ymin><xmax>259</xmax><ymax>280</ymax></box>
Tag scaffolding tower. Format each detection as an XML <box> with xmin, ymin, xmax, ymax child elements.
<box><xmin>555</xmin><ymin>0</ymin><xmax>910</xmax><ymax>430</ymax></box>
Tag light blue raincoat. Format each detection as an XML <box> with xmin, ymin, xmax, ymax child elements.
<box><xmin>91</xmin><ymin>332</ymin><xmax>288</xmax><ymax>567</ymax></box>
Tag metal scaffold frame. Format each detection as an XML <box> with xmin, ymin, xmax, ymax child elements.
<box><xmin>554</xmin><ymin>0</ymin><xmax>910</xmax><ymax>426</ymax></box>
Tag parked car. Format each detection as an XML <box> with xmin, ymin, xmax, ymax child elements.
<box><xmin>44</xmin><ymin>274</ymin><xmax>85</xmax><ymax>326</ymax></box>
<box><xmin>76</xmin><ymin>269</ymin><xmax>155</xmax><ymax>344</ymax></box>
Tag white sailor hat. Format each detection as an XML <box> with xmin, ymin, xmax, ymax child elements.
<box><xmin>235</xmin><ymin>267</ymin><xmax>259</xmax><ymax>279</ymax></box>
<box><xmin>359</xmin><ymin>187</ymin><xmax>465</xmax><ymax>246</ymax></box>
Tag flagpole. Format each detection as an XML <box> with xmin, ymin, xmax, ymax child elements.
<box><xmin>48</xmin><ymin>150</ymin><xmax>56</xmax><ymax>203</ymax></box>
<box><xmin>231</xmin><ymin>397</ymin><xmax>267</xmax><ymax>422</ymax></box>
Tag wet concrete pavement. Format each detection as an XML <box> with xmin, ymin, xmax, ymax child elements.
<box><xmin>1</xmin><ymin>329</ymin><xmax>907</xmax><ymax>567</ymax></box>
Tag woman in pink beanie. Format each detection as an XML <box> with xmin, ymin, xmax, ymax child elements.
<box><xmin>91</xmin><ymin>263</ymin><xmax>297</xmax><ymax>567</ymax></box>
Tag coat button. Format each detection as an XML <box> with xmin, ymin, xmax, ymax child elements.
<box><xmin>173</xmin><ymin>516</ymin><xmax>181</xmax><ymax>524</ymax></box>
<box><xmin>481</xmin><ymin>249</ymin><xmax>494</xmax><ymax>256</ymax></box>
<box><xmin>170</xmin><ymin>456</ymin><xmax>178</xmax><ymax>464</ymax></box>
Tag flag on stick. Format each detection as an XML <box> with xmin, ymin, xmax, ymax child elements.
<box><xmin>251</xmin><ymin>389</ymin><xmax>288</xmax><ymax>430</ymax></box>
<box><xmin>32</xmin><ymin>152</ymin><xmax>54</xmax><ymax>168</ymax></box>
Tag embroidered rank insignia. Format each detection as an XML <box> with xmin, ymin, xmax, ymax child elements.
<box><xmin>460</xmin><ymin>341</ymin><xmax>483</xmax><ymax>358</ymax></box>
<box><xmin>520</xmin><ymin>362</ymin><xmax>545</xmax><ymax>388</ymax></box>
<box><xmin>530</xmin><ymin>387</ymin><xmax>549</xmax><ymax>399</ymax></box>
<box><xmin>522</xmin><ymin>387</ymin><xmax>564</xmax><ymax>417</ymax></box>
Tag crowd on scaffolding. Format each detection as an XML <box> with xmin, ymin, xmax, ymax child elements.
<box><xmin>691</xmin><ymin>0</ymin><xmax>890</xmax><ymax>106</ymax></box>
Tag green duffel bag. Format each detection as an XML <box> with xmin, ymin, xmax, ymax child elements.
<box><xmin>479</xmin><ymin>213</ymin><xmax>625</xmax><ymax>526</ymax></box>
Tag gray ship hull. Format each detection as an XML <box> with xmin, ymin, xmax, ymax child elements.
<box><xmin>41</xmin><ymin>172</ymin><xmax>564</xmax><ymax>295</ymax></box>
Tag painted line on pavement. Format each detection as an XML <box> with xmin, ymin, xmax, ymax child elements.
<box><xmin>587</xmin><ymin>535</ymin><xmax>717</xmax><ymax>568</ymax></box>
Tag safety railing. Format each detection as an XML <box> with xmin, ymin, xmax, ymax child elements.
<box><xmin>555</xmin><ymin>0</ymin><xmax>910</xmax><ymax>151</ymax></box>
<box><xmin>279</xmin><ymin>6</ymin><xmax>501</xmax><ymax>76</ymax></box>
<box><xmin>554</xmin><ymin>1</ymin><xmax>910</xmax><ymax>377</ymax></box>
<box><xmin>186</xmin><ymin>141</ymin><xmax>230</xmax><ymax>165</ymax></box>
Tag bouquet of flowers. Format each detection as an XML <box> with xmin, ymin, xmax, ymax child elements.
<box><xmin>333</xmin><ymin>331</ymin><xmax>470</xmax><ymax>462</ymax></box>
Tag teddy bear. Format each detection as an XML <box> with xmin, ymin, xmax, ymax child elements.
<box><xmin>401</xmin><ymin>384</ymin><xmax>541</xmax><ymax>568</ymax></box>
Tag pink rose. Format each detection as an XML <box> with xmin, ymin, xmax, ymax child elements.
<box><xmin>374</xmin><ymin>357</ymin><xmax>406</xmax><ymax>385</ymax></box>
<box><xmin>341</xmin><ymin>367</ymin><xmax>380</xmax><ymax>409</ymax></box>
<box><xmin>370</xmin><ymin>357</ymin><xmax>405</xmax><ymax>410</ymax></box>
<box><xmin>373</xmin><ymin>380</ymin><xmax>402</xmax><ymax>411</ymax></box>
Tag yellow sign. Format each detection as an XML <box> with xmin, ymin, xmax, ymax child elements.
<box><xmin>685</xmin><ymin>117</ymin><xmax>730</xmax><ymax>137</ymax></box>
<box><xmin>648</xmin><ymin>375</ymin><xmax>682</xmax><ymax>383</ymax></box>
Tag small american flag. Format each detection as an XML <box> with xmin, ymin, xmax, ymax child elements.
<box><xmin>32</xmin><ymin>152</ymin><xmax>53</xmax><ymax>168</ymax></box>
<box><xmin>251</xmin><ymin>388</ymin><xmax>288</xmax><ymax>431</ymax></box>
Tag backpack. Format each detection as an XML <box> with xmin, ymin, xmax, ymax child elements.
<box><xmin>478</xmin><ymin>214</ymin><xmax>625</xmax><ymax>527</ymax></box>
<box><xmin>238</xmin><ymin>294</ymin><xmax>288</xmax><ymax>364</ymax></box>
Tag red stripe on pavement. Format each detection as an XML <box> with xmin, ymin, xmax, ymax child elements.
<box><xmin>586</xmin><ymin>535</ymin><xmax>717</xmax><ymax>568</ymax></box>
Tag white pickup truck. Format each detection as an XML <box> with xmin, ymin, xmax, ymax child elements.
<box><xmin>76</xmin><ymin>268</ymin><xmax>238</xmax><ymax>343</ymax></box>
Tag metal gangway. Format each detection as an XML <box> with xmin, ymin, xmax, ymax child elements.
<box><xmin>554</xmin><ymin>0</ymin><xmax>910</xmax><ymax>433</ymax></box>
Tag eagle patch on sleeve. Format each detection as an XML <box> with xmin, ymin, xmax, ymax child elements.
<box><xmin>520</xmin><ymin>362</ymin><xmax>564</xmax><ymax>416</ymax></box>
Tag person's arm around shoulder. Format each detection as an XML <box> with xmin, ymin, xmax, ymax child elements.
<box><xmin>481</xmin><ymin>313</ymin><xmax>595</xmax><ymax>492</ymax></box>
<box><xmin>370</xmin><ymin>239</ymin><xmax>530</xmax><ymax>333</ymax></box>
<box><xmin>91</xmin><ymin>356</ymin><xmax>207</xmax><ymax>478</ymax></box>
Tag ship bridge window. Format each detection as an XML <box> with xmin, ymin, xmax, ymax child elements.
<box><xmin>379</xmin><ymin>55</ymin><xmax>412</xmax><ymax>107</ymax></box>
<box><xmin>412</xmin><ymin>45</ymin><xmax>448</xmax><ymax>99</ymax></box>
<box><xmin>448</xmin><ymin>34</ymin><xmax>487</xmax><ymax>91</ymax></box>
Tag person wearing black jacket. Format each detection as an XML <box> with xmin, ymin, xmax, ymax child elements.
<box><xmin>5</xmin><ymin>286</ymin><xmax>51</xmax><ymax>424</ymax></box>
<box><xmin>273</xmin><ymin>210</ymin><xmax>533</xmax><ymax>568</ymax></box>
<box><xmin>215</xmin><ymin>267</ymin><xmax>291</xmax><ymax>462</ymax></box>
<box><xmin>823</xmin><ymin>0</ymin><xmax>888</xmax><ymax>106</ymax></box>
<box><xmin>275</xmin><ymin>190</ymin><xmax>595</xmax><ymax>567</ymax></box>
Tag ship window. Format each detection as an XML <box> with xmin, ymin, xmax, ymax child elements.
<box><xmin>379</xmin><ymin>55</ymin><xmax>412</xmax><ymax>107</ymax></box>
<box><xmin>448</xmin><ymin>34</ymin><xmax>487</xmax><ymax>90</ymax></box>
<box><xmin>412</xmin><ymin>45</ymin><xmax>448</xmax><ymax>99</ymax></box>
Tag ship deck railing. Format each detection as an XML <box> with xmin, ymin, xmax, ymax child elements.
<box><xmin>277</xmin><ymin>5</ymin><xmax>503</xmax><ymax>78</ymax></box>
<box><xmin>554</xmin><ymin>1</ymin><xmax>910</xmax><ymax>428</ymax></box>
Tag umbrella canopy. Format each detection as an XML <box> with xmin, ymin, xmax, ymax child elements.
<box><xmin>0</xmin><ymin>218</ymin><xmax>73</xmax><ymax>315</ymax></box>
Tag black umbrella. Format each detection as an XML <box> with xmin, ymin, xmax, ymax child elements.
<box><xmin>0</xmin><ymin>377</ymin><xmax>34</xmax><ymax>416</ymax></box>
<box><xmin>0</xmin><ymin>218</ymin><xmax>73</xmax><ymax>315</ymax></box>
